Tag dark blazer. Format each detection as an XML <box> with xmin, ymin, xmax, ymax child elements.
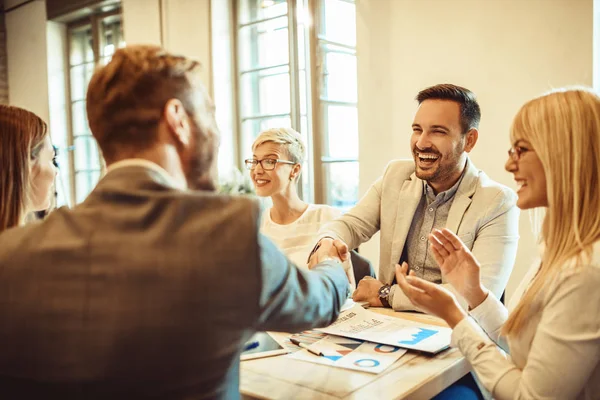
<box><xmin>0</xmin><ymin>165</ymin><xmax>349</xmax><ymax>399</ymax></box>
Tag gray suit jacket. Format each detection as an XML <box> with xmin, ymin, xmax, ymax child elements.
<box><xmin>0</xmin><ymin>166</ymin><xmax>349</xmax><ymax>399</ymax></box>
<box><xmin>320</xmin><ymin>159</ymin><xmax>519</xmax><ymax>310</ymax></box>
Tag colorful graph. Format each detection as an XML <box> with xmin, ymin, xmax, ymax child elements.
<box><xmin>289</xmin><ymin>333</ymin><xmax>408</xmax><ymax>374</ymax></box>
<box><xmin>398</xmin><ymin>328</ymin><xmax>438</xmax><ymax>345</ymax></box>
<box><xmin>322</xmin><ymin>337</ymin><xmax>363</xmax><ymax>361</ymax></box>
<box><xmin>374</xmin><ymin>344</ymin><xmax>402</xmax><ymax>353</ymax></box>
<box><xmin>354</xmin><ymin>358</ymin><xmax>381</xmax><ymax>368</ymax></box>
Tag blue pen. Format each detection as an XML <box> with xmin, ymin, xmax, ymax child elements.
<box><xmin>243</xmin><ymin>340</ymin><xmax>260</xmax><ymax>352</ymax></box>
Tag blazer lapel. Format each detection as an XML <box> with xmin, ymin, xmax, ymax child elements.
<box><xmin>446</xmin><ymin>160</ymin><xmax>479</xmax><ymax>233</ymax></box>
<box><xmin>388</xmin><ymin>174</ymin><xmax>422</xmax><ymax>283</ymax></box>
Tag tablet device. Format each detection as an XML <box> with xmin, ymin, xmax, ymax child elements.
<box><xmin>240</xmin><ymin>332</ymin><xmax>290</xmax><ymax>361</ymax></box>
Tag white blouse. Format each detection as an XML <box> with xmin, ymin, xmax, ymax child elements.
<box><xmin>451</xmin><ymin>243</ymin><xmax>600</xmax><ymax>400</ymax></box>
<box><xmin>261</xmin><ymin>204</ymin><xmax>343</xmax><ymax>269</ymax></box>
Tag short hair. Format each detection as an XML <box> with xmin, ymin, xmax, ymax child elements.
<box><xmin>86</xmin><ymin>45</ymin><xmax>211</xmax><ymax>161</ymax></box>
<box><xmin>416</xmin><ymin>84</ymin><xmax>481</xmax><ymax>133</ymax></box>
<box><xmin>251</xmin><ymin>127</ymin><xmax>306</xmax><ymax>165</ymax></box>
<box><xmin>0</xmin><ymin>105</ymin><xmax>48</xmax><ymax>231</ymax></box>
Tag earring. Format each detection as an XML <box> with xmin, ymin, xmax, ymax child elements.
<box><xmin>289</xmin><ymin>176</ymin><xmax>294</xmax><ymax>181</ymax></box>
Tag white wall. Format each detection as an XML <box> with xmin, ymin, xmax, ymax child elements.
<box><xmin>161</xmin><ymin>0</ymin><xmax>212</xmax><ymax>95</ymax></box>
<box><xmin>122</xmin><ymin>0</ymin><xmax>162</xmax><ymax>45</ymax></box>
<box><xmin>356</xmin><ymin>0</ymin><xmax>593</xmax><ymax>300</ymax></box>
<box><xmin>5</xmin><ymin>0</ymin><xmax>50</xmax><ymax>122</ymax></box>
<box><xmin>122</xmin><ymin>0</ymin><xmax>212</xmax><ymax>97</ymax></box>
<box><xmin>122</xmin><ymin>0</ymin><xmax>235</xmax><ymax>173</ymax></box>
<box><xmin>211</xmin><ymin>0</ymin><xmax>237</xmax><ymax>176</ymax></box>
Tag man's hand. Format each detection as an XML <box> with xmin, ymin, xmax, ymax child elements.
<box><xmin>352</xmin><ymin>276</ymin><xmax>384</xmax><ymax>307</ymax></box>
<box><xmin>307</xmin><ymin>238</ymin><xmax>349</xmax><ymax>268</ymax></box>
<box><xmin>395</xmin><ymin>263</ymin><xmax>466</xmax><ymax>328</ymax></box>
<box><xmin>308</xmin><ymin>238</ymin><xmax>352</xmax><ymax>282</ymax></box>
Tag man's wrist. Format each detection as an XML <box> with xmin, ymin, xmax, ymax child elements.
<box><xmin>318</xmin><ymin>256</ymin><xmax>342</xmax><ymax>265</ymax></box>
<box><xmin>371</xmin><ymin>297</ymin><xmax>383</xmax><ymax>307</ymax></box>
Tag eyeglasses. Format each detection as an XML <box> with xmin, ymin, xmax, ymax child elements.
<box><xmin>507</xmin><ymin>145</ymin><xmax>531</xmax><ymax>162</ymax></box>
<box><xmin>244</xmin><ymin>158</ymin><xmax>295</xmax><ymax>171</ymax></box>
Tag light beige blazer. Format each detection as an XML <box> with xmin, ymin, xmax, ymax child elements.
<box><xmin>320</xmin><ymin>158</ymin><xmax>520</xmax><ymax>310</ymax></box>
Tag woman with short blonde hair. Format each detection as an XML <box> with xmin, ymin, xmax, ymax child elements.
<box><xmin>396</xmin><ymin>88</ymin><xmax>600</xmax><ymax>399</ymax></box>
<box><xmin>247</xmin><ymin>127</ymin><xmax>355</xmax><ymax>287</ymax></box>
<box><xmin>0</xmin><ymin>105</ymin><xmax>57</xmax><ymax>232</ymax></box>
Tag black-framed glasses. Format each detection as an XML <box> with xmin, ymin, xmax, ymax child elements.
<box><xmin>507</xmin><ymin>145</ymin><xmax>531</xmax><ymax>162</ymax></box>
<box><xmin>244</xmin><ymin>158</ymin><xmax>295</xmax><ymax>171</ymax></box>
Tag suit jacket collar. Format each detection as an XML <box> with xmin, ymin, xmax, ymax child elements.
<box><xmin>445</xmin><ymin>158</ymin><xmax>479</xmax><ymax>233</ymax></box>
<box><xmin>387</xmin><ymin>158</ymin><xmax>479</xmax><ymax>282</ymax></box>
<box><xmin>106</xmin><ymin>159</ymin><xmax>185</xmax><ymax>190</ymax></box>
<box><xmin>81</xmin><ymin>165</ymin><xmax>185</xmax><ymax>208</ymax></box>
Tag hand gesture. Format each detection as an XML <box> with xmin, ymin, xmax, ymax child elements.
<box><xmin>394</xmin><ymin>263</ymin><xmax>466</xmax><ymax>328</ymax></box>
<box><xmin>308</xmin><ymin>238</ymin><xmax>352</xmax><ymax>282</ymax></box>
<box><xmin>429</xmin><ymin>228</ymin><xmax>488</xmax><ymax>308</ymax></box>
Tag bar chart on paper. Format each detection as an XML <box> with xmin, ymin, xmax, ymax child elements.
<box><xmin>316</xmin><ymin>305</ymin><xmax>452</xmax><ymax>354</ymax></box>
<box><xmin>398</xmin><ymin>328</ymin><xmax>439</xmax><ymax>346</ymax></box>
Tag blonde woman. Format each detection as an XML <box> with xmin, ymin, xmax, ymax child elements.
<box><xmin>0</xmin><ymin>105</ymin><xmax>57</xmax><ymax>232</ymax></box>
<box><xmin>396</xmin><ymin>88</ymin><xmax>600</xmax><ymax>399</ymax></box>
<box><xmin>247</xmin><ymin>127</ymin><xmax>355</xmax><ymax>287</ymax></box>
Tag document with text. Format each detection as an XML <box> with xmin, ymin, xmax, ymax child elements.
<box><xmin>315</xmin><ymin>305</ymin><xmax>452</xmax><ymax>354</ymax></box>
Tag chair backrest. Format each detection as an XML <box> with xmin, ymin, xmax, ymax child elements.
<box><xmin>350</xmin><ymin>249</ymin><xmax>376</xmax><ymax>283</ymax></box>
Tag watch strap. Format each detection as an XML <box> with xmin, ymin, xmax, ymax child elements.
<box><xmin>379</xmin><ymin>284</ymin><xmax>392</xmax><ymax>308</ymax></box>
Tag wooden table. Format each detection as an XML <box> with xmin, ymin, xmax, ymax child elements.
<box><xmin>240</xmin><ymin>308</ymin><xmax>469</xmax><ymax>400</ymax></box>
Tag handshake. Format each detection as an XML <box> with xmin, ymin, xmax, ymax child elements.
<box><xmin>307</xmin><ymin>238</ymin><xmax>353</xmax><ymax>282</ymax></box>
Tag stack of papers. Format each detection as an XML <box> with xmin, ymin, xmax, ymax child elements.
<box><xmin>316</xmin><ymin>305</ymin><xmax>452</xmax><ymax>354</ymax></box>
<box><xmin>268</xmin><ymin>305</ymin><xmax>452</xmax><ymax>374</ymax></box>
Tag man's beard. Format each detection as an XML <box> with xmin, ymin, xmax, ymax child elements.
<box><xmin>413</xmin><ymin>144</ymin><xmax>463</xmax><ymax>185</ymax></box>
<box><xmin>187</xmin><ymin>124</ymin><xmax>218</xmax><ymax>191</ymax></box>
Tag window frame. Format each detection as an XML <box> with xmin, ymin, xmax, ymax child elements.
<box><xmin>309</xmin><ymin>0</ymin><xmax>358</xmax><ymax>205</ymax></box>
<box><xmin>65</xmin><ymin>8</ymin><xmax>122</xmax><ymax>206</ymax></box>
<box><xmin>234</xmin><ymin>0</ymin><xmax>357</xmax><ymax>206</ymax></box>
<box><xmin>234</xmin><ymin>0</ymin><xmax>304</xmax><ymax>193</ymax></box>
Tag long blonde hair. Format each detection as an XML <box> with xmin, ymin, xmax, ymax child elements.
<box><xmin>0</xmin><ymin>105</ymin><xmax>48</xmax><ymax>231</ymax></box>
<box><xmin>504</xmin><ymin>88</ymin><xmax>600</xmax><ymax>335</ymax></box>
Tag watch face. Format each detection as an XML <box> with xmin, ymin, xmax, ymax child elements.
<box><xmin>379</xmin><ymin>285</ymin><xmax>391</xmax><ymax>298</ymax></box>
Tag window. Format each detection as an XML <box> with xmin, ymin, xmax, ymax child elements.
<box><xmin>236</xmin><ymin>0</ymin><xmax>357</xmax><ymax>207</ymax></box>
<box><xmin>312</xmin><ymin>0</ymin><xmax>358</xmax><ymax>208</ymax></box>
<box><xmin>67</xmin><ymin>10</ymin><xmax>124</xmax><ymax>204</ymax></box>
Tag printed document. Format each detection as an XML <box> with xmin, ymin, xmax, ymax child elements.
<box><xmin>315</xmin><ymin>305</ymin><xmax>452</xmax><ymax>354</ymax></box>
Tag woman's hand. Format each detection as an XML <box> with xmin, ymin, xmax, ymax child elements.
<box><xmin>429</xmin><ymin>228</ymin><xmax>489</xmax><ymax>309</ymax></box>
<box><xmin>395</xmin><ymin>263</ymin><xmax>467</xmax><ymax>328</ymax></box>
